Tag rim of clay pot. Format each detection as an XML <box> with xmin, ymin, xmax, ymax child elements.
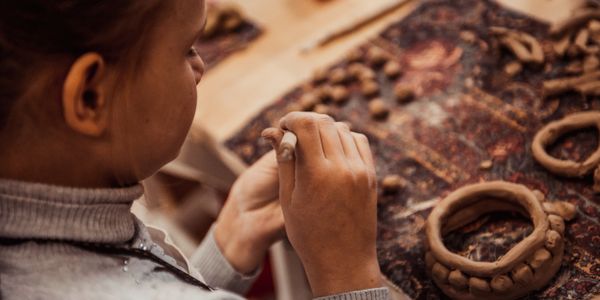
<box><xmin>426</xmin><ymin>181</ymin><xmax>549</xmax><ymax>277</ymax></box>
<box><xmin>532</xmin><ymin>111</ymin><xmax>600</xmax><ymax>177</ymax></box>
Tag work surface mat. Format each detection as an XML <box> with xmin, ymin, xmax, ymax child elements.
<box><xmin>225</xmin><ymin>0</ymin><xmax>600</xmax><ymax>298</ymax></box>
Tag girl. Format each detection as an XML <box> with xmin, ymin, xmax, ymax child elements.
<box><xmin>0</xmin><ymin>0</ymin><xmax>388</xmax><ymax>299</ymax></box>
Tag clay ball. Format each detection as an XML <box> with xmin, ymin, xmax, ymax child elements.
<box><xmin>381</xmin><ymin>175</ymin><xmax>406</xmax><ymax>193</ymax></box>
<box><xmin>366</xmin><ymin>46</ymin><xmax>388</xmax><ymax>66</ymax></box>
<box><xmin>330</xmin><ymin>85</ymin><xmax>350</xmax><ymax>104</ymax></box>
<box><xmin>361</xmin><ymin>80</ymin><xmax>380</xmax><ymax>97</ymax></box>
<box><xmin>369</xmin><ymin>98</ymin><xmax>390</xmax><ymax>120</ymax></box>
<box><xmin>394</xmin><ymin>85</ymin><xmax>415</xmax><ymax>103</ymax></box>
<box><xmin>383</xmin><ymin>61</ymin><xmax>403</xmax><ymax>78</ymax></box>
<box><xmin>329</xmin><ymin>67</ymin><xmax>347</xmax><ymax>84</ymax></box>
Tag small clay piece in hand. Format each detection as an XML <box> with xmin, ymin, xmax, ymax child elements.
<box><xmin>368</xmin><ymin>98</ymin><xmax>390</xmax><ymax>120</ymax></box>
<box><xmin>504</xmin><ymin>61</ymin><xmax>522</xmax><ymax>77</ymax></box>
<box><xmin>361</xmin><ymin>80</ymin><xmax>380</xmax><ymax>98</ymax></box>
<box><xmin>394</xmin><ymin>84</ymin><xmax>415</xmax><ymax>103</ymax></box>
<box><xmin>381</xmin><ymin>175</ymin><xmax>406</xmax><ymax>193</ymax></box>
<box><xmin>329</xmin><ymin>67</ymin><xmax>347</xmax><ymax>85</ymax></box>
<box><xmin>383</xmin><ymin>61</ymin><xmax>402</xmax><ymax>78</ymax></box>
<box><xmin>330</xmin><ymin>85</ymin><xmax>350</xmax><ymax>104</ymax></box>
<box><xmin>298</xmin><ymin>93</ymin><xmax>319</xmax><ymax>111</ymax></box>
<box><xmin>366</xmin><ymin>46</ymin><xmax>388</xmax><ymax>66</ymax></box>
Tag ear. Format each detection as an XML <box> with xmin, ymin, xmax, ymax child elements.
<box><xmin>62</xmin><ymin>53</ymin><xmax>108</xmax><ymax>137</ymax></box>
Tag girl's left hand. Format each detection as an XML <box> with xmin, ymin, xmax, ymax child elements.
<box><xmin>213</xmin><ymin>150</ymin><xmax>284</xmax><ymax>274</ymax></box>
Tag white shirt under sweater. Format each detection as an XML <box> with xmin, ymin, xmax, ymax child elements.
<box><xmin>0</xmin><ymin>179</ymin><xmax>389</xmax><ymax>300</ymax></box>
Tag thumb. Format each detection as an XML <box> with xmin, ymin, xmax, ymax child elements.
<box><xmin>261</xmin><ymin>128</ymin><xmax>295</xmax><ymax>208</ymax></box>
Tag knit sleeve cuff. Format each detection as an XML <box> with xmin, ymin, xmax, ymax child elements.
<box><xmin>190</xmin><ymin>225</ymin><xmax>260</xmax><ymax>295</ymax></box>
<box><xmin>314</xmin><ymin>287</ymin><xmax>390</xmax><ymax>300</ymax></box>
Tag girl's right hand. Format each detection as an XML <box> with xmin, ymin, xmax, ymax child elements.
<box><xmin>262</xmin><ymin>112</ymin><xmax>382</xmax><ymax>297</ymax></box>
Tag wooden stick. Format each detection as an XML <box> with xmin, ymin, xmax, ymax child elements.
<box><xmin>301</xmin><ymin>0</ymin><xmax>409</xmax><ymax>52</ymax></box>
<box><xmin>279</xmin><ymin>131</ymin><xmax>298</xmax><ymax>162</ymax></box>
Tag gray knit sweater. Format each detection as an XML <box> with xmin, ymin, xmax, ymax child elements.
<box><xmin>0</xmin><ymin>179</ymin><xmax>388</xmax><ymax>300</ymax></box>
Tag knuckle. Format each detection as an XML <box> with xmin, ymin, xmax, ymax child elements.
<box><xmin>335</xmin><ymin>122</ymin><xmax>351</xmax><ymax>132</ymax></box>
<box><xmin>354</xmin><ymin>133</ymin><xmax>369</xmax><ymax>143</ymax></box>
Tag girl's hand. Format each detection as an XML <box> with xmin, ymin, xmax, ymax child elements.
<box><xmin>213</xmin><ymin>151</ymin><xmax>285</xmax><ymax>274</ymax></box>
<box><xmin>263</xmin><ymin>112</ymin><xmax>382</xmax><ymax>297</ymax></box>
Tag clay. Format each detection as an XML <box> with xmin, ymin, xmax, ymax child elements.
<box><xmin>432</xmin><ymin>263</ymin><xmax>450</xmax><ymax>283</ymax></box>
<box><xmin>504</xmin><ymin>61</ymin><xmax>523</xmax><ymax>77</ymax></box>
<box><xmin>490</xmin><ymin>275</ymin><xmax>513</xmax><ymax>293</ymax></box>
<box><xmin>330</xmin><ymin>85</ymin><xmax>350</xmax><ymax>104</ymax></box>
<box><xmin>533</xmin><ymin>190</ymin><xmax>545</xmax><ymax>202</ymax></box>
<box><xmin>312</xmin><ymin>103</ymin><xmax>330</xmax><ymax>115</ymax></box>
<box><xmin>565</xmin><ymin>60</ymin><xmax>584</xmax><ymax>74</ymax></box>
<box><xmin>394</xmin><ymin>85</ymin><xmax>415</xmax><ymax>103</ymax></box>
<box><xmin>479</xmin><ymin>160</ymin><xmax>493</xmax><ymax>170</ymax></box>
<box><xmin>348</xmin><ymin>63</ymin><xmax>366</xmax><ymax>78</ymax></box>
<box><xmin>543</xmin><ymin>71</ymin><xmax>600</xmax><ymax>95</ymax></box>
<box><xmin>594</xmin><ymin>166</ymin><xmax>600</xmax><ymax>193</ymax></box>
<box><xmin>361</xmin><ymin>80</ymin><xmax>380</xmax><ymax>98</ymax></box>
<box><xmin>329</xmin><ymin>67</ymin><xmax>348</xmax><ymax>84</ymax></box>
<box><xmin>313</xmin><ymin>68</ymin><xmax>329</xmax><ymax>83</ymax></box>
<box><xmin>448</xmin><ymin>270</ymin><xmax>469</xmax><ymax>289</ymax></box>
<box><xmin>299</xmin><ymin>93</ymin><xmax>319</xmax><ymax>111</ymax></box>
<box><xmin>528</xmin><ymin>248</ymin><xmax>552</xmax><ymax>270</ymax></box>
<box><xmin>279</xmin><ymin>131</ymin><xmax>297</xmax><ymax>162</ymax></box>
<box><xmin>553</xmin><ymin>33</ymin><xmax>572</xmax><ymax>57</ymax></box>
<box><xmin>547</xmin><ymin>214</ymin><xmax>565</xmax><ymax>234</ymax></box>
<box><xmin>368</xmin><ymin>98</ymin><xmax>389</xmax><ymax>120</ymax></box>
<box><xmin>346</xmin><ymin>48</ymin><xmax>363</xmax><ymax>62</ymax></box>
<box><xmin>203</xmin><ymin>2</ymin><xmax>244</xmax><ymax>38</ymax></box>
<box><xmin>511</xmin><ymin>263</ymin><xmax>534</xmax><ymax>285</ymax></box>
<box><xmin>358</xmin><ymin>68</ymin><xmax>377</xmax><ymax>81</ymax></box>
<box><xmin>425</xmin><ymin>251</ymin><xmax>436</xmax><ymax>270</ymax></box>
<box><xmin>366</xmin><ymin>46</ymin><xmax>388</xmax><ymax>66</ymax></box>
<box><xmin>383</xmin><ymin>61</ymin><xmax>402</xmax><ymax>78</ymax></box>
<box><xmin>575</xmin><ymin>28</ymin><xmax>591</xmax><ymax>52</ymax></box>
<box><xmin>460</xmin><ymin>30</ymin><xmax>478</xmax><ymax>44</ymax></box>
<box><xmin>493</xmin><ymin>27</ymin><xmax>544</xmax><ymax>64</ymax></box>
<box><xmin>381</xmin><ymin>175</ymin><xmax>406</xmax><ymax>193</ymax></box>
<box><xmin>532</xmin><ymin>111</ymin><xmax>600</xmax><ymax>180</ymax></box>
<box><xmin>542</xmin><ymin>202</ymin><xmax>577</xmax><ymax>221</ymax></box>
<box><xmin>469</xmin><ymin>277</ymin><xmax>491</xmax><ymax>293</ymax></box>
<box><xmin>425</xmin><ymin>181</ymin><xmax>573</xmax><ymax>300</ymax></box>
<box><xmin>316</xmin><ymin>85</ymin><xmax>333</xmax><ymax>102</ymax></box>
<box><xmin>545</xmin><ymin>230</ymin><xmax>562</xmax><ymax>251</ymax></box>
<box><xmin>584</xmin><ymin>54</ymin><xmax>600</xmax><ymax>72</ymax></box>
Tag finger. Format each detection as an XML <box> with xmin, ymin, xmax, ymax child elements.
<box><xmin>262</xmin><ymin>127</ymin><xmax>295</xmax><ymax>209</ymax></box>
<box><xmin>279</xmin><ymin>112</ymin><xmax>329</xmax><ymax>163</ymax></box>
<box><xmin>335</xmin><ymin>122</ymin><xmax>362</xmax><ymax>162</ymax></box>
<box><xmin>319</xmin><ymin>119</ymin><xmax>345</xmax><ymax>160</ymax></box>
<box><xmin>352</xmin><ymin>132</ymin><xmax>375</xmax><ymax>174</ymax></box>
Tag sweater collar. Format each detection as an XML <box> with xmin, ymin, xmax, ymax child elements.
<box><xmin>0</xmin><ymin>179</ymin><xmax>143</xmax><ymax>244</ymax></box>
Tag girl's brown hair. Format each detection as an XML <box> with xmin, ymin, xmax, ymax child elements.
<box><xmin>0</xmin><ymin>0</ymin><xmax>165</xmax><ymax>127</ymax></box>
